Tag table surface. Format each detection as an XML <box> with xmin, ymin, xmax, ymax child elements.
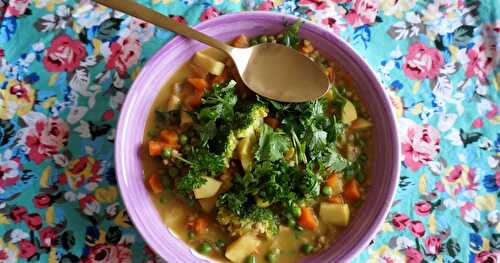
<box><xmin>0</xmin><ymin>0</ymin><xmax>498</xmax><ymax>262</ymax></box>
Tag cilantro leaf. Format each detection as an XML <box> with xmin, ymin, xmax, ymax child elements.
<box><xmin>323</xmin><ymin>144</ymin><xmax>350</xmax><ymax>171</ymax></box>
<box><xmin>280</xmin><ymin>20</ymin><xmax>303</xmax><ymax>48</ymax></box>
<box><xmin>255</xmin><ymin>125</ymin><xmax>290</xmax><ymax>162</ymax></box>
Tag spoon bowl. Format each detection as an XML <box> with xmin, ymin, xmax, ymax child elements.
<box><xmin>94</xmin><ymin>0</ymin><xmax>329</xmax><ymax>102</ymax></box>
<box><xmin>231</xmin><ymin>43</ymin><xmax>329</xmax><ymax>102</ymax></box>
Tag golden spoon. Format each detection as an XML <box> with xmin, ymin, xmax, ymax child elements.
<box><xmin>94</xmin><ymin>0</ymin><xmax>329</xmax><ymax>102</ymax></box>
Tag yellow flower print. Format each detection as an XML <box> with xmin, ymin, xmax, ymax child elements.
<box><xmin>114</xmin><ymin>210</ymin><xmax>132</xmax><ymax>228</ymax></box>
<box><xmin>367</xmin><ymin>245</ymin><xmax>405</xmax><ymax>262</ymax></box>
<box><xmin>0</xmin><ymin>81</ymin><xmax>36</xmax><ymax>120</ymax></box>
<box><xmin>440</xmin><ymin>164</ymin><xmax>471</xmax><ymax>198</ymax></box>
<box><xmin>65</xmin><ymin>156</ymin><xmax>101</xmax><ymax>190</ymax></box>
<box><xmin>95</xmin><ymin>186</ymin><xmax>118</xmax><ymax>204</ymax></box>
<box><xmin>380</xmin><ymin>0</ymin><xmax>416</xmax><ymax>18</ymax></box>
<box><xmin>386</xmin><ymin>89</ymin><xmax>403</xmax><ymax>118</ymax></box>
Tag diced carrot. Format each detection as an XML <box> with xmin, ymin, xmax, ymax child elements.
<box><xmin>297</xmin><ymin>207</ymin><xmax>318</xmax><ymax>231</ymax></box>
<box><xmin>160</xmin><ymin>129</ymin><xmax>178</xmax><ymax>145</ymax></box>
<box><xmin>325</xmin><ymin>67</ymin><xmax>334</xmax><ymax>82</ymax></box>
<box><xmin>148</xmin><ymin>173</ymin><xmax>164</xmax><ymax>194</ymax></box>
<box><xmin>148</xmin><ymin>141</ymin><xmax>163</xmax><ymax>156</ymax></box>
<box><xmin>328</xmin><ymin>194</ymin><xmax>344</xmax><ymax>204</ymax></box>
<box><xmin>301</xmin><ymin>44</ymin><xmax>314</xmax><ymax>54</ymax></box>
<box><xmin>264</xmin><ymin>116</ymin><xmax>280</xmax><ymax>129</ymax></box>
<box><xmin>325</xmin><ymin>173</ymin><xmax>337</xmax><ymax>187</ymax></box>
<box><xmin>344</xmin><ymin>179</ymin><xmax>361</xmax><ymax>201</ymax></box>
<box><xmin>184</xmin><ymin>92</ymin><xmax>203</xmax><ymax>110</ymax></box>
<box><xmin>193</xmin><ymin>217</ymin><xmax>209</xmax><ymax>235</ymax></box>
<box><xmin>187</xmin><ymin>78</ymin><xmax>209</xmax><ymax>92</ymax></box>
<box><xmin>232</xmin><ymin>34</ymin><xmax>249</xmax><ymax>48</ymax></box>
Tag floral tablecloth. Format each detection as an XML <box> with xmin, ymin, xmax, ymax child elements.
<box><xmin>0</xmin><ymin>0</ymin><xmax>498</xmax><ymax>262</ymax></box>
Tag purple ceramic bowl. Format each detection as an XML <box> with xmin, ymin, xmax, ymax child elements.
<box><xmin>116</xmin><ymin>11</ymin><xmax>399</xmax><ymax>263</ymax></box>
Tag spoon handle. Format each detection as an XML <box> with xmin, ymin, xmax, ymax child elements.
<box><xmin>93</xmin><ymin>0</ymin><xmax>234</xmax><ymax>54</ymax></box>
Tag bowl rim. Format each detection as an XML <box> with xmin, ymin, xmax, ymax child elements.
<box><xmin>115</xmin><ymin>10</ymin><xmax>400</xmax><ymax>263</ymax></box>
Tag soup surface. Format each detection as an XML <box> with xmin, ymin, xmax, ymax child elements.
<box><xmin>142</xmin><ymin>22</ymin><xmax>373</xmax><ymax>263</ymax></box>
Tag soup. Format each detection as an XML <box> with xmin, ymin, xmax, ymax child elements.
<box><xmin>142</xmin><ymin>22</ymin><xmax>373</xmax><ymax>263</ymax></box>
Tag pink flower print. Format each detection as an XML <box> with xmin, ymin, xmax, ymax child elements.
<box><xmin>405</xmin><ymin>248</ymin><xmax>423</xmax><ymax>263</ymax></box>
<box><xmin>0</xmin><ymin>152</ymin><xmax>21</xmax><ymax>194</ymax></box>
<box><xmin>401</xmin><ymin>124</ymin><xmax>440</xmax><ymax>171</ymax></box>
<box><xmin>258</xmin><ymin>1</ymin><xmax>274</xmax><ymax>11</ymax></box>
<box><xmin>424</xmin><ymin>235</ymin><xmax>442</xmax><ymax>255</ymax></box>
<box><xmin>106</xmin><ymin>36</ymin><xmax>141</xmax><ymax>78</ymax></box>
<box><xmin>408</xmin><ymin>220</ymin><xmax>425</xmax><ymax>238</ymax></box>
<box><xmin>391</xmin><ymin>213</ymin><xmax>410</xmax><ymax>230</ymax></box>
<box><xmin>466</xmin><ymin>42</ymin><xmax>496</xmax><ymax>84</ymax></box>
<box><xmin>6</xmin><ymin>0</ymin><xmax>31</xmax><ymax>17</ymax></box>
<box><xmin>475</xmin><ymin>250</ymin><xmax>499</xmax><ymax>263</ymax></box>
<box><xmin>18</xmin><ymin>239</ymin><xmax>36</xmax><ymax>259</ymax></box>
<box><xmin>298</xmin><ymin>0</ymin><xmax>328</xmax><ymax>10</ymax></box>
<box><xmin>486</xmin><ymin>104</ymin><xmax>498</xmax><ymax>120</ymax></box>
<box><xmin>403</xmin><ymin>43</ymin><xmax>444</xmax><ymax>80</ymax></box>
<box><xmin>43</xmin><ymin>34</ymin><xmax>87</xmax><ymax>72</ymax></box>
<box><xmin>460</xmin><ymin>202</ymin><xmax>480</xmax><ymax>223</ymax></box>
<box><xmin>19</xmin><ymin>114</ymin><xmax>69</xmax><ymax>164</ymax></box>
<box><xmin>415</xmin><ymin>201</ymin><xmax>432</xmax><ymax>216</ymax></box>
<box><xmin>200</xmin><ymin>6</ymin><xmax>219</xmax><ymax>22</ymax></box>
<box><xmin>472</xmin><ymin>117</ymin><xmax>484</xmax><ymax>128</ymax></box>
<box><xmin>83</xmin><ymin>244</ymin><xmax>132</xmax><ymax>263</ymax></box>
<box><xmin>344</xmin><ymin>0</ymin><xmax>379</xmax><ymax>28</ymax></box>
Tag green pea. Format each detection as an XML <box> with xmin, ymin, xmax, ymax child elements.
<box><xmin>162</xmin><ymin>148</ymin><xmax>172</xmax><ymax>158</ymax></box>
<box><xmin>179</xmin><ymin>134</ymin><xmax>188</xmax><ymax>145</ymax></box>
<box><xmin>246</xmin><ymin>255</ymin><xmax>257</xmax><ymax>263</ymax></box>
<box><xmin>266</xmin><ymin>250</ymin><xmax>279</xmax><ymax>263</ymax></box>
<box><xmin>250</xmin><ymin>39</ymin><xmax>259</xmax><ymax>46</ymax></box>
<box><xmin>187</xmin><ymin>231</ymin><xmax>195</xmax><ymax>240</ymax></box>
<box><xmin>198</xmin><ymin>242</ymin><xmax>212</xmax><ymax>254</ymax></box>
<box><xmin>301</xmin><ymin>243</ymin><xmax>314</xmax><ymax>254</ymax></box>
<box><xmin>292</xmin><ymin>206</ymin><xmax>302</xmax><ymax>218</ymax></box>
<box><xmin>259</xmin><ymin>35</ymin><xmax>268</xmax><ymax>43</ymax></box>
<box><xmin>287</xmin><ymin>218</ymin><xmax>296</xmax><ymax>228</ymax></box>
<box><xmin>322</xmin><ymin>186</ymin><xmax>333</xmax><ymax>196</ymax></box>
<box><xmin>215</xmin><ymin>239</ymin><xmax>225</xmax><ymax>249</ymax></box>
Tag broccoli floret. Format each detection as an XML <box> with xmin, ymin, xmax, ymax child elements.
<box><xmin>234</xmin><ymin>104</ymin><xmax>269</xmax><ymax>139</ymax></box>
<box><xmin>213</xmin><ymin>128</ymin><xmax>238</xmax><ymax>167</ymax></box>
<box><xmin>216</xmin><ymin>206</ymin><xmax>279</xmax><ymax>240</ymax></box>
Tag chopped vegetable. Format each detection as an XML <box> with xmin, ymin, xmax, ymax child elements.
<box><xmin>232</xmin><ymin>34</ymin><xmax>249</xmax><ymax>48</ymax></box>
<box><xmin>328</xmin><ymin>194</ymin><xmax>344</xmax><ymax>204</ymax></box>
<box><xmin>246</xmin><ymin>255</ymin><xmax>257</xmax><ymax>263</ymax></box>
<box><xmin>160</xmin><ymin>129</ymin><xmax>178</xmax><ymax>145</ymax></box>
<box><xmin>225</xmin><ymin>233</ymin><xmax>261</xmax><ymax>263</ymax></box>
<box><xmin>148</xmin><ymin>141</ymin><xmax>163</xmax><ymax>156</ymax></box>
<box><xmin>301</xmin><ymin>243</ymin><xmax>314</xmax><ymax>254</ymax></box>
<box><xmin>319</xmin><ymin>203</ymin><xmax>350</xmax><ymax>226</ymax></box>
<box><xmin>341</xmin><ymin>100</ymin><xmax>357</xmax><ymax>125</ymax></box>
<box><xmin>325</xmin><ymin>174</ymin><xmax>344</xmax><ymax>196</ymax></box>
<box><xmin>199</xmin><ymin>196</ymin><xmax>217</xmax><ymax>213</ymax></box>
<box><xmin>237</xmin><ymin>135</ymin><xmax>256</xmax><ymax>171</ymax></box>
<box><xmin>322</xmin><ymin>186</ymin><xmax>333</xmax><ymax>196</ymax></box>
<box><xmin>193</xmin><ymin>52</ymin><xmax>225</xmax><ymax>76</ymax></box>
<box><xmin>198</xmin><ymin>242</ymin><xmax>212</xmax><ymax>254</ymax></box>
<box><xmin>193</xmin><ymin>217</ymin><xmax>209</xmax><ymax>235</ymax></box>
<box><xmin>193</xmin><ymin>176</ymin><xmax>223</xmax><ymax>199</ymax></box>
<box><xmin>148</xmin><ymin>173</ymin><xmax>164</xmax><ymax>194</ymax></box>
<box><xmin>343</xmin><ymin>179</ymin><xmax>361</xmax><ymax>201</ymax></box>
<box><xmin>350</xmin><ymin>118</ymin><xmax>373</xmax><ymax>130</ymax></box>
<box><xmin>187</xmin><ymin>78</ymin><xmax>209</xmax><ymax>92</ymax></box>
<box><xmin>297</xmin><ymin>207</ymin><xmax>318</xmax><ymax>231</ymax></box>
